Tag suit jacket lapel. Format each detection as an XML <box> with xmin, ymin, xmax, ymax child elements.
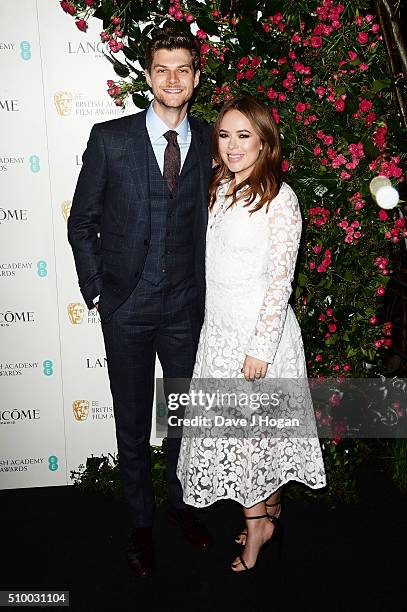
<box><xmin>125</xmin><ymin>110</ymin><xmax>149</xmax><ymax>205</ymax></box>
<box><xmin>189</xmin><ymin>117</ymin><xmax>209</xmax><ymax>228</ymax></box>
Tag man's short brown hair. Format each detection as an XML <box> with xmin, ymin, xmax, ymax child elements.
<box><xmin>144</xmin><ymin>26</ymin><xmax>201</xmax><ymax>73</ymax></box>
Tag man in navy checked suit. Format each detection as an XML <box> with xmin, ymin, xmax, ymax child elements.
<box><xmin>68</xmin><ymin>26</ymin><xmax>213</xmax><ymax>577</ymax></box>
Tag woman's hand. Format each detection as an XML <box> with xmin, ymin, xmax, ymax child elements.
<box><xmin>241</xmin><ymin>355</ymin><xmax>268</xmax><ymax>381</ymax></box>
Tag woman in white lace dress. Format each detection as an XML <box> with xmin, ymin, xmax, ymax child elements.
<box><xmin>176</xmin><ymin>96</ymin><xmax>326</xmax><ymax>572</ymax></box>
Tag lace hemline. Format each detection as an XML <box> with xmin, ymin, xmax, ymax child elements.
<box><xmin>181</xmin><ymin>476</ymin><xmax>327</xmax><ymax>509</ymax></box>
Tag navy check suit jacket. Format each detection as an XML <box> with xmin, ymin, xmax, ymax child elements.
<box><xmin>68</xmin><ymin>110</ymin><xmax>213</xmax><ymax>322</ymax></box>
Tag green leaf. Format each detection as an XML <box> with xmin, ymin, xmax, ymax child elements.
<box><xmin>122</xmin><ymin>46</ymin><xmax>139</xmax><ymax>61</ymax></box>
<box><xmin>236</xmin><ymin>20</ymin><xmax>253</xmax><ymax>54</ymax></box>
<box><xmin>298</xmin><ymin>272</ymin><xmax>308</xmax><ymax>287</ymax></box>
<box><xmin>132</xmin><ymin>93</ymin><xmax>149</xmax><ymax>109</ymax></box>
<box><xmin>371</xmin><ymin>79</ymin><xmax>391</xmax><ymax>93</ymax></box>
<box><xmin>196</xmin><ymin>17</ymin><xmax>220</xmax><ymax>36</ymax></box>
<box><xmin>264</xmin><ymin>0</ymin><xmax>283</xmax><ymax>13</ymax></box>
<box><xmin>113</xmin><ymin>62</ymin><xmax>130</xmax><ymax>78</ymax></box>
<box><xmin>129</xmin><ymin>21</ymin><xmax>141</xmax><ymax>43</ymax></box>
<box><xmin>220</xmin><ymin>0</ymin><xmax>232</xmax><ymax>15</ymax></box>
<box><xmin>363</xmin><ymin>139</ymin><xmax>380</xmax><ymax>160</ymax></box>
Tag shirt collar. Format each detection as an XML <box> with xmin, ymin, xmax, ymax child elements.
<box><xmin>146</xmin><ymin>102</ymin><xmax>190</xmax><ymax>144</ymax></box>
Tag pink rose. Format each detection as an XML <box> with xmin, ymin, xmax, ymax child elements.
<box><xmin>328</xmin><ymin>323</ymin><xmax>337</xmax><ymax>332</ymax></box>
<box><xmin>60</xmin><ymin>1</ymin><xmax>77</xmax><ymax>15</ymax></box>
<box><xmin>311</xmin><ymin>36</ymin><xmax>323</xmax><ymax>48</ymax></box>
<box><xmin>295</xmin><ymin>102</ymin><xmax>306</xmax><ymax>113</ymax></box>
<box><xmin>75</xmin><ymin>19</ymin><xmax>88</xmax><ymax>32</ymax></box>
<box><xmin>329</xmin><ymin>393</ymin><xmax>341</xmax><ymax>406</ymax></box>
<box><xmin>358</xmin><ymin>32</ymin><xmax>369</xmax><ymax>44</ymax></box>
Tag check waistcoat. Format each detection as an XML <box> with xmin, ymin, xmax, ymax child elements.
<box><xmin>141</xmin><ymin>133</ymin><xmax>198</xmax><ymax>287</ymax></box>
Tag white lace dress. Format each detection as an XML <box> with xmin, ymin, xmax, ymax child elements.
<box><xmin>176</xmin><ymin>181</ymin><xmax>326</xmax><ymax>507</ymax></box>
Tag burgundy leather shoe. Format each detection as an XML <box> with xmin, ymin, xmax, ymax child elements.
<box><xmin>168</xmin><ymin>508</ymin><xmax>212</xmax><ymax>550</ymax></box>
<box><xmin>127</xmin><ymin>527</ymin><xmax>154</xmax><ymax>577</ymax></box>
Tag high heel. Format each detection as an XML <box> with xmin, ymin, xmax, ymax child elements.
<box><xmin>266</xmin><ymin>501</ymin><xmax>283</xmax><ymax>560</ymax></box>
<box><xmin>231</xmin><ymin>512</ymin><xmax>282</xmax><ymax>573</ymax></box>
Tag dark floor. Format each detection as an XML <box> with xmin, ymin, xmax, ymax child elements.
<box><xmin>1</xmin><ymin>463</ymin><xmax>406</xmax><ymax>612</ymax></box>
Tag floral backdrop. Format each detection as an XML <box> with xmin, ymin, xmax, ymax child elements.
<box><xmin>61</xmin><ymin>0</ymin><xmax>406</xmax><ymax>502</ymax></box>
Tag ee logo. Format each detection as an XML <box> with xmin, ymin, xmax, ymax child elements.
<box><xmin>48</xmin><ymin>456</ymin><xmax>58</xmax><ymax>471</ymax></box>
<box><xmin>29</xmin><ymin>155</ymin><xmax>40</xmax><ymax>173</ymax></box>
<box><xmin>43</xmin><ymin>360</ymin><xmax>53</xmax><ymax>376</ymax></box>
<box><xmin>20</xmin><ymin>41</ymin><xmax>31</xmax><ymax>60</ymax></box>
<box><xmin>37</xmin><ymin>261</ymin><xmax>47</xmax><ymax>277</ymax></box>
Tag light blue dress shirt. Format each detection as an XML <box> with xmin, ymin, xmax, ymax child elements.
<box><xmin>145</xmin><ymin>102</ymin><xmax>191</xmax><ymax>174</ymax></box>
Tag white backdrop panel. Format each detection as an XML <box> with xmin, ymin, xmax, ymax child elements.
<box><xmin>1</xmin><ymin>1</ymin><xmax>162</xmax><ymax>490</ymax></box>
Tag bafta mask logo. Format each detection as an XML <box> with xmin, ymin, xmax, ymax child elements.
<box><xmin>61</xmin><ymin>200</ymin><xmax>72</xmax><ymax>222</ymax></box>
<box><xmin>72</xmin><ymin>400</ymin><xmax>89</xmax><ymax>421</ymax></box>
<box><xmin>54</xmin><ymin>91</ymin><xmax>73</xmax><ymax>116</ymax></box>
<box><xmin>67</xmin><ymin>302</ymin><xmax>85</xmax><ymax>324</ymax></box>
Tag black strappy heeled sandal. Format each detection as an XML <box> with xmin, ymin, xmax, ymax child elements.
<box><xmin>231</xmin><ymin>511</ymin><xmax>283</xmax><ymax>573</ymax></box>
<box><xmin>235</xmin><ymin>500</ymin><xmax>282</xmax><ymax>546</ymax></box>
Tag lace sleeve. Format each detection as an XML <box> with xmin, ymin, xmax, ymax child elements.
<box><xmin>245</xmin><ymin>184</ymin><xmax>302</xmax><ymax>364</ymax></box>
